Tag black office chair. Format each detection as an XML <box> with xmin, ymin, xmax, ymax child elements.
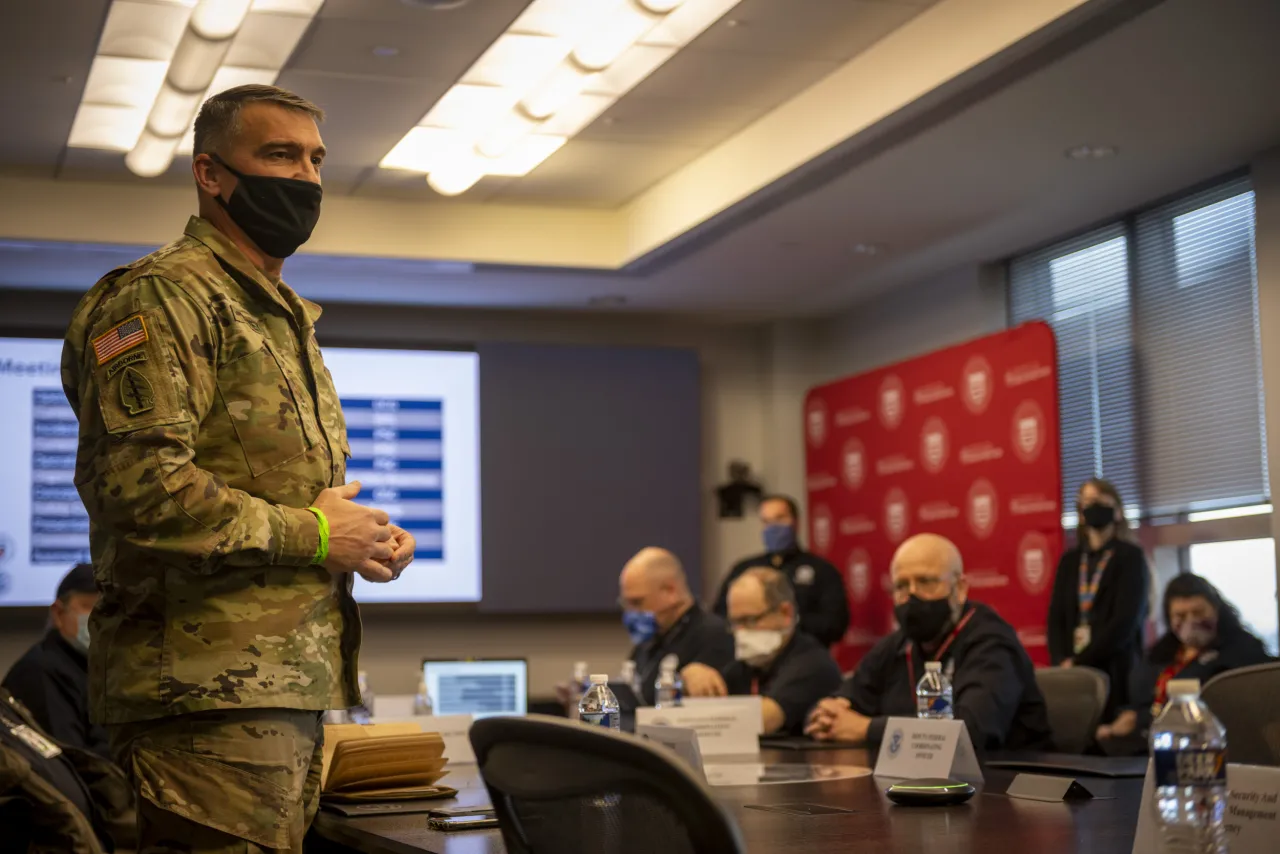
<box><xmin>469</xmin><ymin>714</ymin><xmax>745</xmax><ymax>854</ymax></box>
<box><xmin>1034</xmin><ymin>666</ymin><xmax>1110</xmax><ymax>754</ymax></box>
<box><xmin>1202</xmin><ymin>661</ymin><xmax>1280</xmax><ymax>766</ymax></box>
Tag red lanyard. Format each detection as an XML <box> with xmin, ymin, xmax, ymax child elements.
<box><xmin>905</xmin><ymin>608</ymin><xmax>976</xmax><ymax>693</ymax></box>
<box><xmin>750</xmin><ymin>676</ymin><xmax>759</xmax><ymax>696</ymax></box>
<box><xmin>1078</xmin><ymin>549</ymin><xmax>1113</xmax><ymax>620</ymax></box>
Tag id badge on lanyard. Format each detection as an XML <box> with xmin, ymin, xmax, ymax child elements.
<box><xmin>8</xmin><ymin>723</ymin><xmax>62</xmax><ymax>759</ymax></box>
<box><xmin>1074</xmin><ymin>549</ymin><xmax>1112</xmax><ymax>654</ymax></box>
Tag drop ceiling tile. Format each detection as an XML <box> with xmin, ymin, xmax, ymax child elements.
<box><xmin>491</xmin><ymin>139</ymin><xmax>705</xmax><ymax>208</ymax></box>
<box><xmin>286</xmin><ymin>17</ymin><xmax>488</xmax><ymax>82</ymax></box>
<box><xmin>318</xmin><ymin>0</ymin><xmax>529</xmax><ymax>27</ymax></box>
<box><xmin>623</xmin><ymin>49</ymin><xmax>840</xmax><ymax>112</ymax></box>
<box><xmin>274</xmin><ymin>70</ymin><xmax>450</xmax><ymax>167</ymax></box>
<box><xmin>692</xmin><ymin>0</ymin><xmax>930</xmax><ymax>62</ymax></box>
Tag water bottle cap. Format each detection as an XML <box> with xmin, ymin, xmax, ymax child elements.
<box><xmin>925</xmin><ymin>661</ymin><xmax>942</xmax><ymax>672</ymax></box>
<box><xmin>1167</xmin><ymin>678</ymin><xmax>1201</xmax><ymax>697</ymax></box>
<box><xmin>590</xmin><ymin>674</ymin><xmax>609</xmax><ymax>684</ymax></box>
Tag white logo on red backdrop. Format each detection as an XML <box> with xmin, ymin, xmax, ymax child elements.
<box><xmin>806</xmin><ymin>398</ymin><xmax>827</xmax><ymax>448</ymax></box>
<box><xmin>811</xmin><ymin>504</ymin><xmax>833</xmax><ymax>555</ymax></box>
<box><xmin>878</xmin><ymin>375</ymin><xmax>906</xmax><ymax>430</ymax></box>
<box><xmin>962</xmin><ymin>355</ymin><xmax>994</xmax><ymax>415</ymax></box>
<box><xmin>847</xmin><ymin>548</ymin><xmax>871</xmax><ymax>603</ymax></box>
<box><xmin>1016</xmin><ymin>531</ymin><xmax>1052</xmax><ymax>595</ymax></box>
<box><xmin>919</xmin><ymin>417</ymin><xmax>949</xmax><ymax>475</ymax></box>
<box><xmin>883</xmin><ymin>488</ymin><xmax>910</xmax><ymax>544</ymax></box>
<box><xmin>841</xmin><ymin>438</ymin><xmax>866</xmax><ymax>490</ymax></box>
<box><xmin>967</xmin><ymin>479</ymin><xmax>999</xmax><ymax>539</ymax></box>
<box><xmin>1011</xmin><ymin>399</ymin><xmax>1046</xmax><ymax>463</ymax></box>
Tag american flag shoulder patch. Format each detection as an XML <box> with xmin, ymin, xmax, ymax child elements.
<box><xmin>92</xmin><ymin>314</ymin><xmax>149</xmax><ymax>365</ymax></box>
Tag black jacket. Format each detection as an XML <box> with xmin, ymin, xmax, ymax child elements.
<box><xmin>629</xmin><ymin>605</ymin><xmax>735</xmax><ymax>705</ymax></box>
<box><xmin>2</xmin><ymin>630</ymin><xmax>110</xmax><ymax>759</ymax></box>
<box><xmin>838</xmin><ymin>601</ymin><xmax>1054</xmax><ymax>753</ymax></box>
<box><xmin>721</xmin><ymin>631</ymin><xmax>843</xmax><ymax>735</ymax></box>
<box><xmin>1046</xmin><ymin>538</ymin><xmax>1149</xmax><ymax>718</ymax></box>
<box><xmin>1129</xmin><ymin>627</ymin><xmax>1275</xmax><ymax>732</ymax></box>
<box><xmin>714</xmin><ymin>548</ymin><xmax>850</xmax><ymax>646</ymax></box>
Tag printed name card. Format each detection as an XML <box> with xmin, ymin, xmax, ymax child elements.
<box><xmin>872</xmin><ymin>717</ymin><xmax>983</xmax><ymax>782</ymax></box>
<box><xmin>1131</xmin><ymin>761</ymin><xmax>1280</xmax><ymax>854</ymax></box>
<box><xmin>636</xmin><ymin>697</ymin><xmax>762</xmax><ymax>756</ymax></box>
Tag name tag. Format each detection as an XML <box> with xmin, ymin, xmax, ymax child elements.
<box><xmin>636</xmin><ymin>697</ymin><xmax>762</xmax><ymax>756</ymax></box>
<box><xmin>10</xmin><ymin>724</ymin><xmax>62</xmax><ymax>759</ymax></box>
<box><xmin>1132</xmin><ymin>761</ymin><xmax>1280</xmax><ymax>854</ymax></box>
<box><xmin>873</xmin><ymin>717</ymin><xmax>982</xmax><ymax>782</ymax></box>
<box><xmin>1073</xmin><ymin>624</ymin><xmax>1091</xmax><ymax>654</ymax></box>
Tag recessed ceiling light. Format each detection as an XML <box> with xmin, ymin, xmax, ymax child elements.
<box><xmin>1065</xmin><ymin>144</ymin><xmax>1117</xmax><ymax>160</ymax></box>
<box><xmin>589</xmin><ymin>295</ymin><xmax>628</xmax><ymax>307</ymax></box>
<box><xmin>849</xmin><ymin>242</ymin><xmax>886</xmax><ymax>256</ymax></box>
<box><xmin>372</xmin><ymin>46</ymin><xmax>400</xmax><ymax>58</ymax></box>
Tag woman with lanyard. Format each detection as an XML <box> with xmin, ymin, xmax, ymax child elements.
<box><xmin>1047</xmin><ymin>478</ymin><xmax>1150</xmax><ymax>723</ymax></box>
<box><xmin>1097</xmin><ymin>574</ymin><xmax>1273</xmax><ymax>754</ymax></box>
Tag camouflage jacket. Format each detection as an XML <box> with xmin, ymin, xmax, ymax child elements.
<box><xmin>62</xmin><ymin>216</ymin><xmax>361</xmax><ymax>725</ymax></box>
<box><xmin>0</xmin><ymin>688</ymin><xmax>135</xmax><ymax>853</ymax></box>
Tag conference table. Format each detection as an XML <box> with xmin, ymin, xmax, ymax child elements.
<box><xmin>311</xmin><ymin>746</ymin><xmax>1144</xmax><ymax>854</ymax></box>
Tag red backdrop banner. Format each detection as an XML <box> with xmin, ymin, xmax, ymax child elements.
<box><xmin>803</xmin><ymin>322</ymin><xmax>1062</xmax><ymax>669</ymax></box>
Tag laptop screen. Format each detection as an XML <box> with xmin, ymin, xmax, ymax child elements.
<box><xmin>422</xmin><ymin>659</ymin><xmax>528</xmax><ymax>719</ymax></box>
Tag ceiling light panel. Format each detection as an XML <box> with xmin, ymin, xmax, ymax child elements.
<box><xmin>379</xmin><ymin>0</ymin><xmax>743</xmax><ymax>196</ymax></box>
<box><xmin>66</xmin><ymin>0</ymin><xmax>324</xmax><ymax>176</ymax></box>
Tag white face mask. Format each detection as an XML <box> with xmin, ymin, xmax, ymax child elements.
<box><xmin>74</xmin><ymin>612</ymin><xmax>91</xmax><ymax>652</ymax></box>
<box><xmin>734</xmin><ymin>628</ymin><xmax>785</xmax><ymax>667</ymax></box>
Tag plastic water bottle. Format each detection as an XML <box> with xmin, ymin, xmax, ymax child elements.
<box><xmin>915</xmin><ymin>661</ymin><xmax>953</xmax><ymax>719</ymax></box>
<box><xmin>1151</xmin><ymin>679</ymin><xmax>1228</xmax><ymax>854</ymax></box>
<box><xmin>578</xmin><ymin>674</ymin><xmax>621</xmax><ymax>730</ymax></box>
<box><xmin>620</xmin><ymin>660</ymin><xmax>638</xmax><ymax>695</ymax></box>
<box><xmin>654</xmin><ymin>655</ymin><xmax>683</xmax><ymax>709</ymax></box>
<box><xmin>412</xmin><ymin>679</ymin><xmax>433</xmax><ymax>716</ymax></box>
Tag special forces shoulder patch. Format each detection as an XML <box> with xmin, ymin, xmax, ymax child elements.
<box><xmin>119</xmin><ymin>366</ymin><xmax>155</xmax><ymax>416</ymax></box>
<box><xmin>92</xmin><ymin>315</ymin><xmax>148</xmax><ymax>365</ymax></box>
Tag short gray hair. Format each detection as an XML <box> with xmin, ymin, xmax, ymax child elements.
<box><xmin>193</xmin><ymin>84</ymin><xmax>324</xmax><ymax>157</ymax></box>
<box><xmin>734</xmin><ymin>567</ymin><xmax>797</xmax><ymax>614</ymax></box>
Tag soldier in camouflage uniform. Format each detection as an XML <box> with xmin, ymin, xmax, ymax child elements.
<box><xmin>61</xmin><ymin>85</ymin><xmax>416</xmax><ymax>853</ymax></box>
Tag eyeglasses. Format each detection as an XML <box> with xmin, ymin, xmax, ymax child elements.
<box><xmin>728</xmin><ymin>609</ymin><xmax>777</xmax><ymax>631</ymax></box>
<box><xmin>891</xmin><ymin>576</ymin><xmax>949</xmax><ymax>598</ymax></box>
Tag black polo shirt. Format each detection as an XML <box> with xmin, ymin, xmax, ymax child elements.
<box><xmin>2</xmin><ymin>629</ymin><xmax>110</xmax><ymax>758</ymax></box>
<box><xmin>629</xmin><ymin>605</ymin><xmax>734</xmax><ymax>705</ymax></box>
<box><xmin>838</xmin><ymin>601</ymin><xmax>1053</xmax><ymax>753</ymax></box>
<box><xmin>714</xmin><ymin>548</ymin><xmax>850</xmax><ymax>646</ymax></box>
<box><xmin>721</xmin><ymin>631</ymin><xmax>843</xmax><ymax>735</ymax></box>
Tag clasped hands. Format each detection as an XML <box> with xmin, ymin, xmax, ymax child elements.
<box><xmin>804</xmin><ymin>697</ymin><xmax>872</xmax><ymax>743</ymax></box>
<box><xmin>312</xmin><ymin>481</ymin><xmax>416</xmax><ymax>583</ymax></box>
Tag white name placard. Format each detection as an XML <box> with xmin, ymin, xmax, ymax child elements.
<box><xmin>636</xmin><ymin>697</ymin><xmax>762</xmax><ymax>756</ymax></box>
<box><xmin>1132</xmin><ymin>761</ymin><xmax>1280</xmax><ymax>854</ymax></box>
<box><xmin>873</xmin><ymin>717</ymin><xmax>983</xmax><ymax>782</ymax></box>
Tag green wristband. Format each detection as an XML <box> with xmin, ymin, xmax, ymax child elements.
<box><xmin>306</xmin><ymin>506</ymin><xmax>330</xmax><ymax>566</ymax></box>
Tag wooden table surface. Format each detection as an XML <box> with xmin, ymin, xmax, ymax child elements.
<box><xmin>312</xmin><ymin>748</ymin><xmax>1144</xmax><ymax>854</ymax></box>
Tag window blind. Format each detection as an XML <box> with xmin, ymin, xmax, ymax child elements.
<box><xmin>1133</xmin><ymin>177</ymin><xmax>1267</xmax><ymax>514</ymax></box>
<box><xmin>1010</xmin><ymin>224</ymin><xmax>1143</xmax><ymax>516</ymax></box>
<box><xmin>1009</xmin><ymin>176</ymin><xmax>1267</xmax><ymax>520</ymax></box>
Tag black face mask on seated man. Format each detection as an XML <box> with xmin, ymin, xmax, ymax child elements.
<box><xmin>894</xmin><ymin>596</ymin><xmax>955</xmax><ymax>644</ymax></box>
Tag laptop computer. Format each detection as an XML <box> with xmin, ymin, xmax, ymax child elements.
<box><xmin>421</xmin><ymin>658</ymin><xmax>528</xmax><ymax>720</ymax></box>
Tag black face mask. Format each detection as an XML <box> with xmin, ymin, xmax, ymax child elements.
<box><xmin>894</xmin><ymin>596</ymin><xmax>954</xmax><ymax>644</ymax></box>
<box><xmin>1080</xmin><ymin>503</ymin><xmax>1116</xmax><ymax>530</ymax></box>
<box><xmin>210</xmin><ymin>154</ymin><xmax>322</xmax><ymax>259</ymax></box>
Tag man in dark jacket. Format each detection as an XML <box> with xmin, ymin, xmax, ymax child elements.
<box><xmin>0</xmin><ymin>687</ymin><xmax>134</xmax><ymax>853</ymax></box>
<box><xmin>3</xmin><ymin>565</ymin><xmax>109</xmax><ymax>758</ymax></box>
<box><xmin>807</xmin><ymin>534</ymin><xmax>1053</xmax><ymax>753</ymax></box>
<box><xmin>713</xmin><ymin>495</ymin><xmax>850</xmax><ymax>646</ymax></box>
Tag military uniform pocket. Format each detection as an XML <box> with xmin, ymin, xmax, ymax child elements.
<box><xmin>91</xmin><ymin>308</ymin><xmax>190</xmax><ymax>436</ymax></box>
<box><xmin>216</xmin><ymin>345</ymin><xmax>310</xmax><ymax>477</ymax></box>
<box><xmin>132</xmin><ymin>744</ymin><xmax>295</xmax><ymax>849</ymax></box>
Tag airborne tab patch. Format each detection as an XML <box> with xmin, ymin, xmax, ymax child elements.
<box><xmin>93</xmin><ymin>315</ymin><xmax>148</xmax><ymax>365</ymax></box>
<box><xmin>105</xmin><ymin>349</ymin><xmax>147</xmax><ymax>380</ymax></box>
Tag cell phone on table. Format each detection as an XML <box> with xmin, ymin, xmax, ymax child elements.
<box><xmin>427</xmin><ymin>814</ymin><xmax>500</xmax><ymax>831</ymax></box>
<box><xmin>427</xmin><ymin>804</ymin><xmax>494</xmax><ymax>818</ymax></box>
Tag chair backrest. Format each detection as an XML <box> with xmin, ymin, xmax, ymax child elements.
<box><xmin>470</xmin><ymin>715</ymin><xmax>745</xmax><ymax>854</ymax></box>
<box><xmin>1202</xmin><ymin>662</ymin><xmax>1280</xmax><ymax>766</ymax></box>
<box><xmin>1034</xmin><ymin>666</ymin><xmax>1110</xmax><ymax>754</ymax></box>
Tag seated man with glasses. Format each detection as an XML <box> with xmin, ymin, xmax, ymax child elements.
<box><xmin>682</xmin><ymin>568</ymin><xmax>843</xmax><ymax>735</ymax></box>
<box><xmin>806</xmin><ymin>533</ymin><xmax>1053</xmax><ymax>752</ymax></box>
